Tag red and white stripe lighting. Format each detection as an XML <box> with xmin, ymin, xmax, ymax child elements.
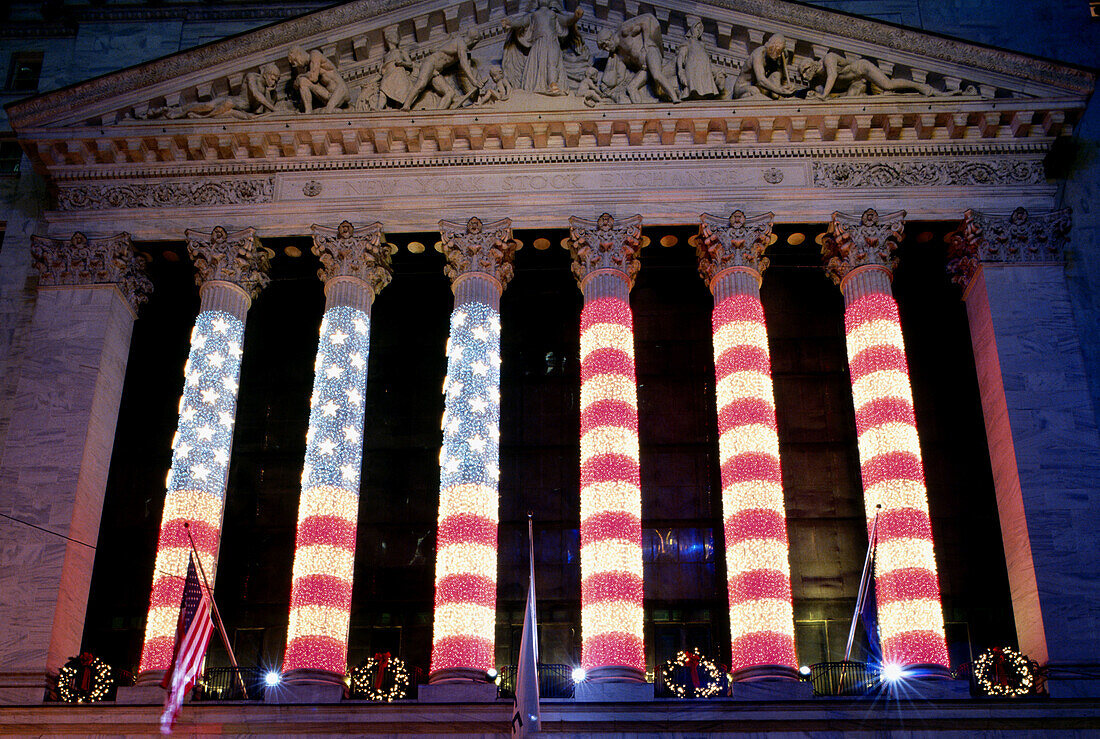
<box><xmin>579</xmin><ymin>295</ymin><xmax>645</xmax><ymax>676</ymax></box>
<box><xmin>711</xmin><ymin>292</ymin><xmax>798</xmax><ymax>675</ymax></box>
<box><xmin>844</xmin><ymin>288</ymin><xmax>949</xmax><ymax>669</ymax></box>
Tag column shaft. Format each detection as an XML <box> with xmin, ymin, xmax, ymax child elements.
<box><xmin>841</xmin><ymin>266</ymin><xmax>949</xmax><ymax>669</ymax></box>
<box><xmin>710</xmin><ymin>269</ymin><xmax>797</xmax><ymax>678</ymax></box>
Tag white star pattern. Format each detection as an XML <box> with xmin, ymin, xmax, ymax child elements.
<box><xmin>349</xmin><ymin>352</ymin><xmax>365</xmax><ymax>370</ymax></box>
<box><xmin>217</xmin><ymin>410</ymin><xmax>234</xmax><ymax>427</ymax></box>
<box><xmin>191</xmin><ymin>463</ymin><xmax>210</xmax><ymax>481</ymax></box>
<box><xmin>195</xmin><ymin>426</ymin><xmax>215</xmax><ymax>442</ymax></box>
<box><xmin>320</xmin><ymin>401</ymin><xmax>339</xmax><ymax>417</ymax></box>
<box><xmin>317</xmin><ymin>438</ymin><xmax>336</xmax><ymax>456</ymax></box>
<box><xmin>206</xmin><ymin>352</ymin><xmax>225</xmax><ymax>368</ymax></box>
<box><xmin>471</xmin><ymin>360</ymin><xmax>489</xmax><ymax>376</ymax></box>
<box><xmin>340</xmin><ymin>463</ymin><xmax>358</xmax><ymax>481</ymax></box>
<box><xmin>211</xmin><ymin>317</ymin><xmax>230</xmax><ymax>334</ymax></box>
<box><xmin>330</xmin><ymin>330</ymin><xmax>348</xmax><ymax>346</ymax></box>
<box><xmin>200</xmin><ymin>388</ymin><xmax>219</xmax><ymax>405</ymax></box>
<box><xmin>343</xmin><ymin>426</ymin><xmax>360</xmax><ymax>443</ymax></box>
<box><xmin>212</xmin><ymin>448</ymin><xmax>229</xmax><ymax>465</ymax></box>
<box><xmin>325</xmin><ymin>365</ymin><xmax>344</xmax><ymax>380</ymax></box>
<box><xmin>345</xmin><ymin>388</ymin><xmax>362</xmax><ymax>405</ymax></box>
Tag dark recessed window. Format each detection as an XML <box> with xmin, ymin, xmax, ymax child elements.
<box><xmin>6</xmin><ymin>52</ymin><xmax>43</xmax><ymax>92</ymax></box>
<box><xmin>0</xmin><ymin>140</ymin><xmax>21</xmax><ymax>175</ymax></box>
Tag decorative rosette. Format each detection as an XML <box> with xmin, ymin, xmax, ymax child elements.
<box><xmin>350</xmin><ymin>653</ymin><xmax>410</xmax><ymax>701</ymax></box>
<box><xmin>974</xmin><ymin>646</ymin><xmax>1036</xmax><ymax>697</ymax></box>
<box><xmin>58</xmin><ymin>652</ymin><xmax>113</xmax><ymax>703</ymax></box>
<box><xmin>660</xmin><ymin>648</ymin><xmax>727</xmax><ymax>698</ymax></box>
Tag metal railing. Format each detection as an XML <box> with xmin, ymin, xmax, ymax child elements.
<box><xmin>498</xmin><ymin>664</ymin><xmax>575</xmax><ymax>698</ymax></box>
<box><xmin>807</xmin><ymin>661</ymin><xmax>879</xmax><ymax>697</ymax></box>
<box><xmin>194</xmin><ymin>666</ymin><xmax>268</xmax><ymax>701</ymax></box>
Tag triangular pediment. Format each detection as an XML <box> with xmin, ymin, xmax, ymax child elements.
<box><xmin>8</xmin><ymin>0</ymin><xmax>1093</xmax><ymax>129</ymax></box>
<box><xmin>6</xmin><ymin>0</ymin><xmax>1094</xmax><ymax>180</ymax></box>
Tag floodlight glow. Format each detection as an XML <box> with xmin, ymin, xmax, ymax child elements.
<box><xmin>486</xmin><ymin>667</ymin><xmax>499</xmax><ymax>680</ymax></box>
<box><xmin>265</xmin><ymin>671</ymin><xmax>282</xmax><ymax>687</ymax></box>
<box><xmin>799</xmin><ymin>665</ymin><xmax>811</xmax><ymax>677</ymax></box>
<box><xmin>881</xmin><ymin>663</ymin><xmax>905</xmax><ymax>683</ymax></box>
<box><xmin>572</xmin><ymin>667</ymin><xmax>587</xmax><ymax>684</ymax></box>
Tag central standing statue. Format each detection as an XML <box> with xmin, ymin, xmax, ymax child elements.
<box><xmin>502</xmin><ymin>0</ymin><xmax>584</xmax><ymax>95</ymax></box>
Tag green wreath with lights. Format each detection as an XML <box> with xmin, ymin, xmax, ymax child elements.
<box><xmin>350</xmin><ymin>653</ymin><xmax>409</xmax><ymax>701</ymax></box>
<box><xmin>57</xmin><ymin>653</ymin><xmax>112</xmax><ymax>703</ymax></box>
<box><xmin>660</xmin><ymin>648</ymin><xmax>726</xmax><ymax>698</ymax></box>
<box><xmin>974</xmin><ymin>646</ymin><xmax>1035</xmax><ymax>697</ymax></box>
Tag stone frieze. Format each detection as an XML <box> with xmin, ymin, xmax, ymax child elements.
<box><xmin>813</xmin><ymin>160</ymin><xmax>1046</xmax><ymax>188</ymax></box>
<box><xmin>56</xmin><ymin>179</ymin><xmax>274</xmax><ymax>211</ymax></box>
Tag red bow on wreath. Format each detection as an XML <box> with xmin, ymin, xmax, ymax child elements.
<box><xmin>373</xmin><ymin>653</ymin><xmax>391</xmax><ymax>692</ymax></box>
<box><xmin>683</xmin><ymin>652</ymin><xmax>702</xmax><ymax>689</ymax></box>
<box><xmin>991</xmin><ymin>647</ymin><xmax>1009</xmax><ymax>687</ymax></box>
<box><xmin>77</xmin><ymin>652</ymin><xmax>95</xmax><ymax>693</ymax></box>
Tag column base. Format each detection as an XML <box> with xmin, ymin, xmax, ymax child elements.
<box><xmin>417</xmin><ymin>681</ymin><xmax>499</xmax><ymax>703</ymax></box>
<box><xmin>115</xmin><ymin>685</ymin><xmax>168</xmax><ymax>705</ymax></box>
<box><xmin>428</xmin><ymin>667</ymin><xmax>494</xmax><ymax>684</ymax></box>
<box><xmin>731</xmin><ymin>664</ymin><xmax>800</xmax><ymax>682</ymax></box>
<box><xmin>575</xmin><ymin>680</ymin><xmax>653</xmax><ymax>702</ymax></box>
<box><xmin>583</xmin><ymin>665</ymin><xmax>646</xmax><ymax>683</ymax></box>
<box><xmin>0</xmin><ymin>671</ymin><xmax>46</xmax><ymax>705</ymax></box>
<box><xmin>1043</xmin><ymin>663</ymin><xmax>1100</xmax><ymax>698</ymax></box>
<box><xmin>265</xmin><ymin>668</ymin><xmax>347</xmax><ymax>704</ymax></box>
<box><xmin>731</xmin><ymin>678</ymin><xmax>814</xmax><ymax>701</ymax></box>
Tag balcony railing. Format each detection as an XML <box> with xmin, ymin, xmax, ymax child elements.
<box><xmin>195</xmin><ymin>667</ymin><xmax>268</xmax><ymax>701</ymax></box>
<box><xmin>807</xmin><ymin>661</ymin><xmax>880</xmax><ymax>696</ymax></box>
<box><xmin>498</xmin><ymin>664</ymin><xmax>575</xmax><ymax>699</ymax></box>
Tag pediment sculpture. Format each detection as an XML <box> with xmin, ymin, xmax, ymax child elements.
<box><xmin>123</xmin><ymin>2</ymin><xmax>1004</xmax><ymax>123</ymax></box>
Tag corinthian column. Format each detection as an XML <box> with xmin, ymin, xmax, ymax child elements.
<box><xmin>697</xmin><ymin>212</ymin><xmax>798</xmax><ymax>682</ymax></box>
<box><xmin>823</xmin><ymin>209</ymin><xmax>949</xmax><ymax>675</ymax></box>
<box><xmin>428</xmin><ymin>217</ymin><xmax>515</xmax><ymax>688</ymax></box>
<box><xmin>0</xmin><ymin>233</ymin><xmax>150</xmax><ymax>704</ymax></box>
<box><xmin>565</xmin><ymin>213</ymin><xmax>647</xmax><ymax>687</ymax></box>
<box><xmin>136</xmin><ymin>227</ymin><xmax>269</xmax><ymax>683</ymax></box>
<box><xmin>947</xmin><ymin>208</ymin><xmax>1100</xmax><ymax>697</ymax></box>
<box><xmin>279</xmin><ymin>221</ymin><xmax>393</xmax><ymax>698</ymax></box>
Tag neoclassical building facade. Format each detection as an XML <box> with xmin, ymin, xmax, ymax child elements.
<box><xmin>1</xmin><ymin>0</ymin><xmax>1099</xmax><ymax>734</ymax></box>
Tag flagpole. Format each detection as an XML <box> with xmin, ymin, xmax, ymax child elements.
<box><xmin>840</xmin><ymin>504</ymin><xmax>881</xmax><ymax>694</ymax></box>
<box><xmin>183</xmin><ymin>522</ymin><xmax>248</xmax><ymax>697</ymax></box>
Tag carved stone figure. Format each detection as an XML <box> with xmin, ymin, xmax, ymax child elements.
<box><xmin>402</xmin><ymin>29</ymin><xmax>481</xmax><ymax>110</ymax></box>
<box><xmin>376</xmin><ymin>26</ymin><xmax>415</xmax><ymax>110</ymax></box>
<box><xmin>712</xmin><ymin>70</ymin><xmax>737</xmax><ymax>100</ymax></box>
<box><xmin>477</xmin><ymin>66</ymin><xmax>512</xmax><ymax>105</ymax></box>
<box><xmin>501</xmin><ymin>0</ymin><xmax>583</xmax><ymax>95</ymax></box>
<box><xmin>143</xmin><ymin>64</ymin><xmax>282</xmax><ymax>120</ymax></box>
<box><xmin>734</xmin><ymin>34</ymin><xmax>797</xmax><ymax>99</ymax></box>
<box><xmin>288</xmin><ymin>46</ymin><xmax>350</xmax><ymax>114</ymax></box>
<box><xmin>676</xmin><ymin>17</ymin><xmax>718</xmax><ymax>99</ymax></box>
<box><xmin>576</xmin><ymin>67</ymin><xmax>606</xmax><ymax>106</ymax></box>
<box><xmin>800</xmin><ymin>52</ymin><xmax>936</xmax><ymax>98</ymax></box>
<box><xmin>596</xmin><ymin>14</ymin><xmax>680</xmax><ymax>103</ymax></box>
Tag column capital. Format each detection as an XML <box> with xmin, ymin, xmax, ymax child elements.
<box><xmin>822</xmin><ymin>208</ymin><xmax>906</xmax><ymax>286</ymax></box>
<box><xmin>697</xmin><ymin>211</ymin><xmax>775</xmax><ymax>287</ymax></box>
<box><xmin>437</xmin><ymin>216</ymin><xmax>516</xmax><ymax>289</ymax></box>
<box><xmin>946</xmin><ymin>207</ymin><xmax>1072</xmax><ymax>289</ymax></box>
<box><xmin>310</xmin><ymin>220</ymin><xmax>395</xmax><ymax>294</ymax></box>
<box><xmin>185</xmin><ymin>225</ymin><xmax>271</xmax><ymax>298</ymax></box>
<box><xmin>31</xmin><ymin>231</ymin><xmax>152</xmax><ymax>314</ymax></box>
<box><xmin>566</xmin><ymin>213</ymin><xmax>644</xmax><ymax>289</ymax></box>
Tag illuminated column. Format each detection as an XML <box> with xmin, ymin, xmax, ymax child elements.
<box><xmin>137</xmin><ymin>227</ymin><xmax>270</xmax><ymax>681</ymax></box>
<box><xmin>429</xmin><ymin>216</ymin><xmax>516</xmax><ymax>683</ymax></box>
<box><xmin>282</xmin><ymin>221</ymin><xmax>393</xmax><ymax>689</ymax></box>
<box><xmin>565</xmin><ymin>213</ymin><xmax>646</xmax><ymax>683</ymax></box>
<box><xmin>823</xmin><ymin>209</ymin><xmax>949</xmax><ymax>673</ymax></box>
<box><xmin>697</xmin><ymin>212</ymin><xmax>798</xmax><ymax>681</ymax></box>
<box><xmin>0</xmin><ymin>233</ymin><xmax>150</xmax><ymax>704</ymax></box>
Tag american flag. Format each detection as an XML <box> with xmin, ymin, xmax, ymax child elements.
<box><xmin>160</xmin><ymin>554</ymin><xmax>213</xmax><ymax>735</ymax></box>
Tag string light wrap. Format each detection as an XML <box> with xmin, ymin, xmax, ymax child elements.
<box><xmin>57</xmin><ymin>653</ymin><xmax>113</xmax><ymax>703</ymax></box>
<box><xmin>138</xmin><ymin>227</ymin><xmax>269</xmax><ymax>678</ymax></box>
<box><xmin>697</xmin><ymin>212</ymin><xmax>798</xmax><ymax>680</ymax></box>
<box><xmin>429</xmin><ymin>217</ymin><xmax>516</xmax><ymax>682</ymax></box>
<box><xmin>350</xmin><ymin>654</ymin><xmax>411</xmax><ymax>701</ymax></box>
<box><xmin>824</xmin><ymin>209</ymin><xmax>949</xmax><ymax>673</ymax></box>
<box><xmin>567</xmin><ymin>213</ymin><xmax>646</xmax><ymax>682</ymax></box>
<box><xmin>660</xmin><ymin>649</ymin><xmax>726</xmax><ymax>698</ymax></box>
<box><xmin>973</xmin><ymin>646</ymin><xmax>1035</xmax><ymax>697</ymax></box>
<box><xmin>283</xmin><ymin>221</ymin><xmax>394</xmax><ymax>685</ymax></box>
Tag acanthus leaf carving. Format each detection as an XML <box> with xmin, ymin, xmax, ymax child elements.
<box><xmin>813</xmin><ymin>160</ymin><xmax>1046</xmax><ymax>188</ymax></box>
<box><xmin>946</xmin><ymin>206</ymin><xmax>1071</xmax><ymax>288</ymax></box>
<box><xmin>566</xmin><ymin>212</ymin><xmax>644</xmax><ymax>287</ymax></box>
<box><xmin>185</xmin><ymin>225</ymin><xmax>271</xmax><ymax>298</ymax></box>
<box><xmin>30</xmin><ymin>231</ymin><xmax>153</xmax><ymax>313</ymax></box>
<box><xmin>57</xmin><ymin>179</ymin><xmax>274</xmax><ymax>211</ymax></box>
<box><xmin>310</xmin><ymin>220</ymin><xmax>395</xmax><ymax>294</ymax></box>
<box><xmin>697</xmin><ymin>211</ymin><xmax>775</xmax><ymax>286</ymax></box>
<box><xmin>822</xmin><ymin>207</ymin><xmax>906</xmax><ymax>285</ymax></box>
<box><xmin>438</xmin><ymin>216</ymin><xmax>517</xmax><ymax>288</ymax></box>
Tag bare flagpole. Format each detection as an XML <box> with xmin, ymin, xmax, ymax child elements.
<box><xmin>839</xmin><ymin>504</ymin><xmax>882</xmax><ymax>694</ymax></box>
<box><xmin>183</xmin><ymin>521</ymin><xmax>248</xmax><ymax>697</ymax></box>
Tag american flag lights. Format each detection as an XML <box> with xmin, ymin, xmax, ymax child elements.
<box><xmin>284</xmin><ymin>305</ymin><xmax>373</xmax><ymax>675</ymax></box>
<box><xmin>140</xmin><ymin>309</ymin><xmax>244</xmax><ymax>673</ymax></box>
<box><xmin>844</xmin><ymin>289</ymin><xmax>949</xmax><ymax>668</ymax></box>
<box><xmin>579</xmin><ymin>295</ymin><xmax>645</xmax><ymax>675</ymax></box>
<box><xmin>711</xmin><ymin>293</ymin><xmax>798</xmax><ymax>675</ymax></box>
<box><xmin>430</xmin><ymin>301</ymin><xmax>503</xmax><ymax>676</ymax></box>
